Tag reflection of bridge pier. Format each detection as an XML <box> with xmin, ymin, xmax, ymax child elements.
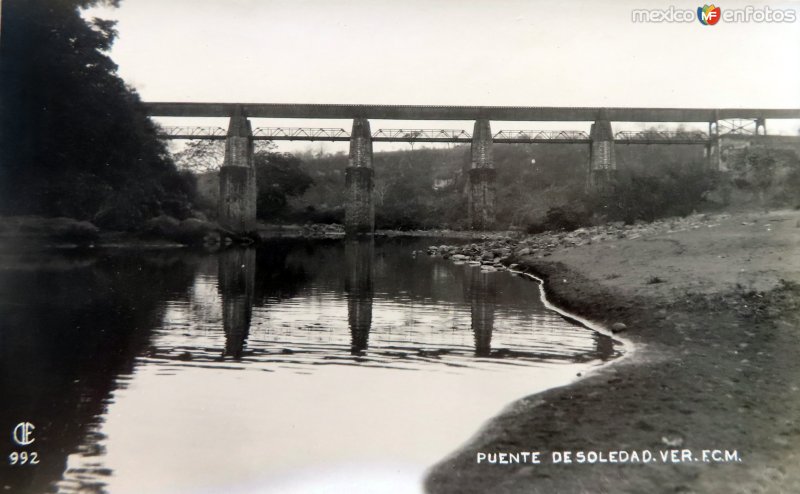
<box><xmin>467</xmin><ymin>268</ymin><xmax>496</xmax><ymax>357</ymax></box>
<box><xmin>345</xmin><ymin>239</ymin><xmax>374</xmax><ymax>355</ymax></box>
<box><xmin>218</xmin><ymin>248</ymin><xmax>255</xmax><ymax>359</ymax></box>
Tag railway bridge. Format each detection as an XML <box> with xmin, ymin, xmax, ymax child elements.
<box><xmin>144</xmin><ymin>102</ymin><xmax>800</xmax><ymax>234</ymax></box>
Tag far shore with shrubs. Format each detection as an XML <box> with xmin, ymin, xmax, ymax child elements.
<box><xmin>2</xmin><ymin>142</ymin><xmax>799</xmax><ymax>250</ymax></box>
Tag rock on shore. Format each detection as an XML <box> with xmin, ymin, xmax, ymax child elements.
<box><xmin>426</xmin><ymin>212</ymin><xmax>731</xmax><ymax>269</ymax></box>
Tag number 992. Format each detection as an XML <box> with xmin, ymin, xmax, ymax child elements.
<box><xmin>9</xmin><ymin>451</ymin><xmax>39</xmax><ymax>466</ymax></box>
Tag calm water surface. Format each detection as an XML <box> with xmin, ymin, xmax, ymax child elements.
<box><xmin>0</xmin><ymin>238</ymin><xmax>621</xmax><ymax>493</ymax></box>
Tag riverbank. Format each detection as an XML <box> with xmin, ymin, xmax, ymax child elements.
<box><xmin>425</xmin><ymin>209</ymin><xmax>800</xmax><ymax>493</ymax></box>
<box><xmin>0</xmin><ymin>215</ymin><xmax>516</xmax><ymax>250</ymax></box>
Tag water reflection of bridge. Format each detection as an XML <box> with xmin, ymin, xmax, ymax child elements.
<box><xmin>0</xmin><ymin>243</ymin><xmax>619</xmax><ymax>493</ymax></box>
<box><xmin>345</xmin><ymin>239</ymin><xmax>374</xmax><ymax>355</ymax></box>
<box><xmin>214</xmin><ymin>245</ymin><xmax>616</xmax><ymax>363</ymax></box>
<box><xmin>215</xmin><ymin>244</ymin><xmax>377</xmax><ymax>359</ymax></box>
<box><xmin>219</xmin><ymin>248</ymin><xmax>255</xmax><ymax>359</ymax></box>
<box><xmin>467</xmin><ymin>267</ymin><xmax>495</xmax><ymax>358</ymax></box>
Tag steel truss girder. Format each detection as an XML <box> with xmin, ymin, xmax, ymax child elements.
<box><xmin>157</xmin><ymin>127</ymin><xmax>711</xmax><ymax>144</ymax></box>
<box><xmin>493</xmin><ymin>130</ymin><xmax>590</xmax><ymax>142</ymax></box>
<box><xmin>160</xmin><ymin>126</ymin><xmax>228</xmax><ymax>139</ymax></box>
<box><xmin>252</xmin><ymin>127</ymin><xmax>350</xmax><ymax>140</ymax></box>
<box><xmin>614</xmin><ymin>130</ymin><xmax>711</xmax><ymax>144</ymax></box>
<box><xmin>372</xmin><ymin>128</ymin><xmax>471</xmax><ymax>140</ymax></box>
<box><xmin>716</xmin><ymin>118</ymin><xmax>758</xmax><ymax>136</ymax></box>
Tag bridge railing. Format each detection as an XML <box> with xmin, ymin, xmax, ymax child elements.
<box><xmin>160</xmin><ymin>126</ymin><xmax>228</xmax><ymax>139</ymax></box>
<box><xmin>493</xmin><ymin>130</ymin><xmax>590</xmax><ymax>141</ymax></box>
<box><xmin>373</xmin><ymin>129</ymin><xmax>472</xmax><ymax>141</ymax></box>
<box><xmin>156</xmin><ymin>126</ymin><xmax>714</xmax><ymax>144</ymax></box>
<box><xmin>252</xmin><ymin>127</ymin><xmax>350</xmax><ymax>140</ymax></box>
<box><xmin>614</xmin><ymin>131</ymin><xmax>710</xmax><ymax>143</ymax></box>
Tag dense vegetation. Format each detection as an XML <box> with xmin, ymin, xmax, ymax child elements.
<box><xmin>728</xmin><ymin>146</ymin><xmax>800</xmax><ymax>205</ymax></box>
<box><xmin>177</xmin><ymin>142</ymin><xmax>316</xmax><ymax>222</ymax></box>
<box><xmin>265</xmin><ymin>142</ymin><xmax>715</xmax><ymax>230</ymax></box>
<box><xmin>0</xmin><ymin>0</ymin><xmax>196</xmax><ymax>230</ymax></box>
<box><xmin>185</xmin><ymin>137</ymin><xmax>800</xmax><ymax>232</ymax></box>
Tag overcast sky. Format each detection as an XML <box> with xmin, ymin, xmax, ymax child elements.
<box><xmin>86</xmin><ymin>0</ymin><xmax>800</xmax><ymax>151</ymax></box>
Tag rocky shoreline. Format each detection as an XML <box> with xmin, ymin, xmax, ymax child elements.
<box><xmin>423</xmin><ymin>211</ymin><xmax>733</xmax><ymax>279</ymax></box>
<box><xmin>425</xmin><ymin>209</ymin><xmax>800</xmax><ymax>494</ymax></box>
<box><xmin>0</xmin><ymin>215</ymin><xmax>522</xmax><ymax>250</ymax></box>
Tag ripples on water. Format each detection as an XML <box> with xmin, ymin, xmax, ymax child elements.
<box><xmin>0</xmin><ymin>238</ymin><xmax>621</xmax><ymax>494</ymax></box>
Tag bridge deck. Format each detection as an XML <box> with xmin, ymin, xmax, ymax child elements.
<box><xmin>144</xmin><ymin>103</ymin><xmax>800</xmax><ymax>122</ymax></box>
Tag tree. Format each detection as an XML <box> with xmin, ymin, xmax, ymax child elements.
<box><xmin>171</xmin><ymin>139</ymin><xmax>276</xmax><ymax>173</ymax></box>
<box><xmin>172</xmin><ymin>140</ymin><xmax>226</xmax><ymax>174</ymax></box>
<box><xmin>730</xmin><ymin>147</ymin><xmax>800</xmax><ymax>205</ymax></box>
<box><xmin>254</xmin><ymin>152</ymin><xmax>314</xmax><ymax>219</ymax></box>
<box><xmin>402</xmin><ymin>131</ymin><xmax>422</xmax><ymax>151</ymax></box>
<box><xmin>0</xmin><ymin>0</ymin><xmax>196</xmax><ymax>229</ymax></box>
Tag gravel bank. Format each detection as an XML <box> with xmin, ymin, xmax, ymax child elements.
<box><xmin>425</xmin><ymin>209</ymin><xmax>800</xmax><ymax>494</ymax></box>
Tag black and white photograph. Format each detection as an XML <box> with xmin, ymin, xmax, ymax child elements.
<box><xmin>1</xmin><ymin>1</ymin><xmax>799</xmax><ymax>492</ymax></box>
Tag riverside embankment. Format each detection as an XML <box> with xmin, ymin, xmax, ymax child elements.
<box><xmin>425</xmin><ymin>209</ymin><xmax>800</xmax><ymax>494</ymax></box>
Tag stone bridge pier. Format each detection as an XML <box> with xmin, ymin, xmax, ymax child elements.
<box><xmin>706</xmin><ymin>121</ymin><xmax>721</xmax><ymax>170</ymax></box>
<box><xmin>587</xmin><ymin>119</ymin><xmax>617</xmax><ymax>192</ymax></box>
<box><xmin>345</xmin><ymin>118</ymin><xmax>375</xmax><ymax>235</ymax></box>
<box><xmin>218</xmin><ymin>108</ymin><xmax>257</xmax><ymax>234</ymax></box>
<box><xmin>468</xmin><ymin>119</ymin><xmax>496</xmax><ymax>230</ymax></box>
<box><xmin>755</xmin><ymin>117</ymin><xmax>767</xmax><ymax>135</ymax></box>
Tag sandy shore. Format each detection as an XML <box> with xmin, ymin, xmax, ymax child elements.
<box><xmin>425</xmin><ymin>209</ymin><xmax>800</xmax><ymax>494</ymax></box>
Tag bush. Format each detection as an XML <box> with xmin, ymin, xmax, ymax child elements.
<box><xmin>49</xmin><ymin>218</ymin><xmax>100</xmax><ymax>242</ymax></box>
<box><xmin>138</xmin><ymin>216</ymin><xmax>219</xmax><ymax>245</ymax></box>
<box><xmin>590</xmin><ymin>164</ymin><xmax>717</xmax><ymax>224</ymax></box>
<box><xmin>544</xmin><ymin>205</ymin><xmax>590</xmax><ymax>231</ymax></box>
<box><xmin>729</xmin><ymin>147</ymin><xmax>800</xmax><ymax>207</ymax></box>
<box><xmin>0</xmin><ymin>216</ymin><xmax>100</xmax><ymax>243</ymax></box>
<box><xmin>140</xmin><ymin>215</ymin><xmax>181</xmax><ymax>238</ymax></box>
<box><xmin>525</xmin><ymin>204</ymin><xmax>590</xmax><ymax>233</ymax></box>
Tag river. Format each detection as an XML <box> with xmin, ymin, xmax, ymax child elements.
<box><xmin>0</xmin><ymin>237</ymin><xmax>621</xmax><ymax>493</ymax></box>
